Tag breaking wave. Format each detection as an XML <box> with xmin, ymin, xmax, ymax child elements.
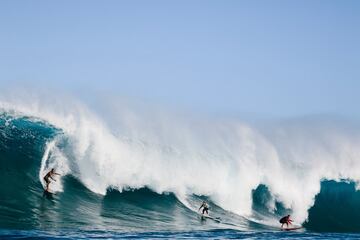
<box><xmin>1</xmin><ymin>96</ymin><xmax>360</xmax><ymax>232</ymax></box>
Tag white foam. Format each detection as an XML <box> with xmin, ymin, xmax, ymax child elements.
<box><xmin>1</xmin><ymin>93</ymin><xmax>360</xmax><ymax>224</ymax></box>
<box><xmin>39</xmin><ymin>138</ymin><xmax>70</xmax><ymax>192</ymax></box>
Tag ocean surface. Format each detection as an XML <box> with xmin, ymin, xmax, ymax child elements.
<box><xmin>1</xmin><ymin>103</ymin><xmax>360</xmax><ymax>239</ymax></box>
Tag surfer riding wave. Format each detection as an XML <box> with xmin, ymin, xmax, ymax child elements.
<box><xmin>43</xmin><ymin>168</ymin><xmax>60</xmax><ymax>192</ymax></box>
<box><xmin>199</xmin><ymin>201</ymin><xmax>209</xmax><ymax>215</ymax></box>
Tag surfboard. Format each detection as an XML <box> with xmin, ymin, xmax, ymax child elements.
<box><xmin>281</xmin><ymin>226</ymin><xmax>302</xmax><ymax>231</ymax></box>
<box><xmin>43</xmin><ymin>188</ymin><xmax>55</xmax><ymax>194</ymax></box>
<box><xmin>200</xmin><ymin>214</ymin><xmax>221</xmax><ymax>223</ymax></box>
<box><xmin>42</xmin><ymin>189</ymin><xmax>55</xmax><ymax>199</ymax></box>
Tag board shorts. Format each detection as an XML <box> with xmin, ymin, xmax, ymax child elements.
<box><xmin>279</xmin><ymin>218</ymin><xmax>287</xmax><ymax>224</ymax></box>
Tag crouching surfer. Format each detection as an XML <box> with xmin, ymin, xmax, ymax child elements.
<box><xmin>279</xmin><ymin>215</ymin><xmax>293</xmax><ymax>228</ymax></box>
<box><xmin>199</xmin><ymin>201</ymin><xmax>209</xmax><ymax>215</ymax></box>
<box><xmin>43</xmin><ymin>168</ymin><xmax>60</xmax><ymax>192</ymax></box>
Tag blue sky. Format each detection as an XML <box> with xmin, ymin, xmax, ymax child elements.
<box><xmin>1</xmin><ymin>1</ymin><xmax>359</xmax><ymax>117</ymax></box>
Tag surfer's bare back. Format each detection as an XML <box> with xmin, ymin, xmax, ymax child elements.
<box><xmin>43</xmin><ymin>168</ymin><xmax>60</xmax><ymax>192</ymax></box>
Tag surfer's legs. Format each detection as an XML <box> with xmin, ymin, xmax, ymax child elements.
<box><xmin>44</xmin><ymin>177</ymin><xmax>50</xmax><ymax>191</ymax></box>
<box><xmin>202</xmin><ymin>207</ymin><xmax>209</xmax><ymax>215</ymax></box>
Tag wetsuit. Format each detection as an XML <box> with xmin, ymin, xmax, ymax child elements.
<box><xmin>200</xmin><ymin>203</ymin><xmax>209</xmax><ymax>215</ymax></box>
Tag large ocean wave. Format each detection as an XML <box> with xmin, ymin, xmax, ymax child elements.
<box><xmin>1</xmin><ymin>97</ymin><xmax>360</xmax><ymax>232</ymax></box>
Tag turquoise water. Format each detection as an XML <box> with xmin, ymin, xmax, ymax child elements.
<box><xmin>1</xmin><ymin>229</ymin><xmax>360</xmax><ymax>239</ymax></box>
<box><xmin>1</xmin><ymin>112</ymin><xmax>360</xmax><ymax>238</ymax></box>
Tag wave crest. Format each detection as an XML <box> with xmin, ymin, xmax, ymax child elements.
<box><xmin>1</xmin><ymin>96</ymin><xmax>360</xmax><ymax>231</ymax></box>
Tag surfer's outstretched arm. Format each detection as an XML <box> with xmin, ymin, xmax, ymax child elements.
<box><xmin>199</xmin><ymin>203</ymin><xmax>205</xmax><ymax>211</ymax></box>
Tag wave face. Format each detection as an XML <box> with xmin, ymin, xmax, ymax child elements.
<box><xmin>304</xmin><ymin>180</ymin><xmax>360</xmax><ymax>232</ymax></box>
<box><xmin>1</xmin><ymin>98</ymin><xmax>360</xmax><ymax>233</ymax></box>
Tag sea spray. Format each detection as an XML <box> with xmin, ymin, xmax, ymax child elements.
<box><xmin>1</xmin><ymin>95</ymin><xmax>360</xmax><ymax>226</ymax></box>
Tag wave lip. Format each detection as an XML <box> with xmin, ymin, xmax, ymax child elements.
<box><xmin>1</xmin><ymin>99</ymin><xmax>360</xmax><ymax>233</ymax></box>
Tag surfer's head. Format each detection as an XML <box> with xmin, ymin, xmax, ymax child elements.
<box><xmin>51</xmin><ymin>168</ymin><xmax>55</xmax><ymax>172</ymax></box>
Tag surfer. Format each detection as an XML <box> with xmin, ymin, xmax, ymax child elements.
<box><xmin>43</xmin><ymin>168</ymin><xmax>60</xmax><ymax>192</ymax></box>
<box><xmin>279</xmin><ymin>215</ymin><xmax>293</xmax><ymax>228</ymax></box>
<box><xmin>199</xmin><ymin>201</ymin><xmax>209</xmax><ymax>215</ymax></box>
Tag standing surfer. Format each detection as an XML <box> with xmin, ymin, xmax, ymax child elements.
<box><xmin>279</xmin><ymin>215</ymin><xmax>293</xmax><ymax>228</ymax></box>
<box><xmin>43</xmin><ymin>168</ymin><xmax>60</xmax><ymax>192</ymax></box>
<box><xmin>199</xmin><ymin>201</ymin><xmax>209</xmax><ymax>215</ymax></box>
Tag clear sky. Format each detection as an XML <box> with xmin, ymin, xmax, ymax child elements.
<box><xmin>0</xmin><ymin>1</ymin><xmax>359</xmax><ymax>117</ymax></box>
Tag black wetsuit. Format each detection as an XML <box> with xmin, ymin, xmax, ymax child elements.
<box><xmin>202</xmin><ymin>206</ymin><xmax>209</xmax><ymax>214</ymax></box>
<box><xmin>200</xmin><ymin>203</ymin><xmax>209</xmax><ymax>214</ymax></box>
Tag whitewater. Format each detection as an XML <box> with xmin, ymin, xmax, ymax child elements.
<box><xmin>1</xmin><ymin>94</ymin><xmax>360</xmax><ymax>238</ymax></box>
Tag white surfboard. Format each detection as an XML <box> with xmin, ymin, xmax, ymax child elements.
<box><xmin>281</xmin><ymin>226</ymin><xmax>302</xmax><ymax>231</ymax></box>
